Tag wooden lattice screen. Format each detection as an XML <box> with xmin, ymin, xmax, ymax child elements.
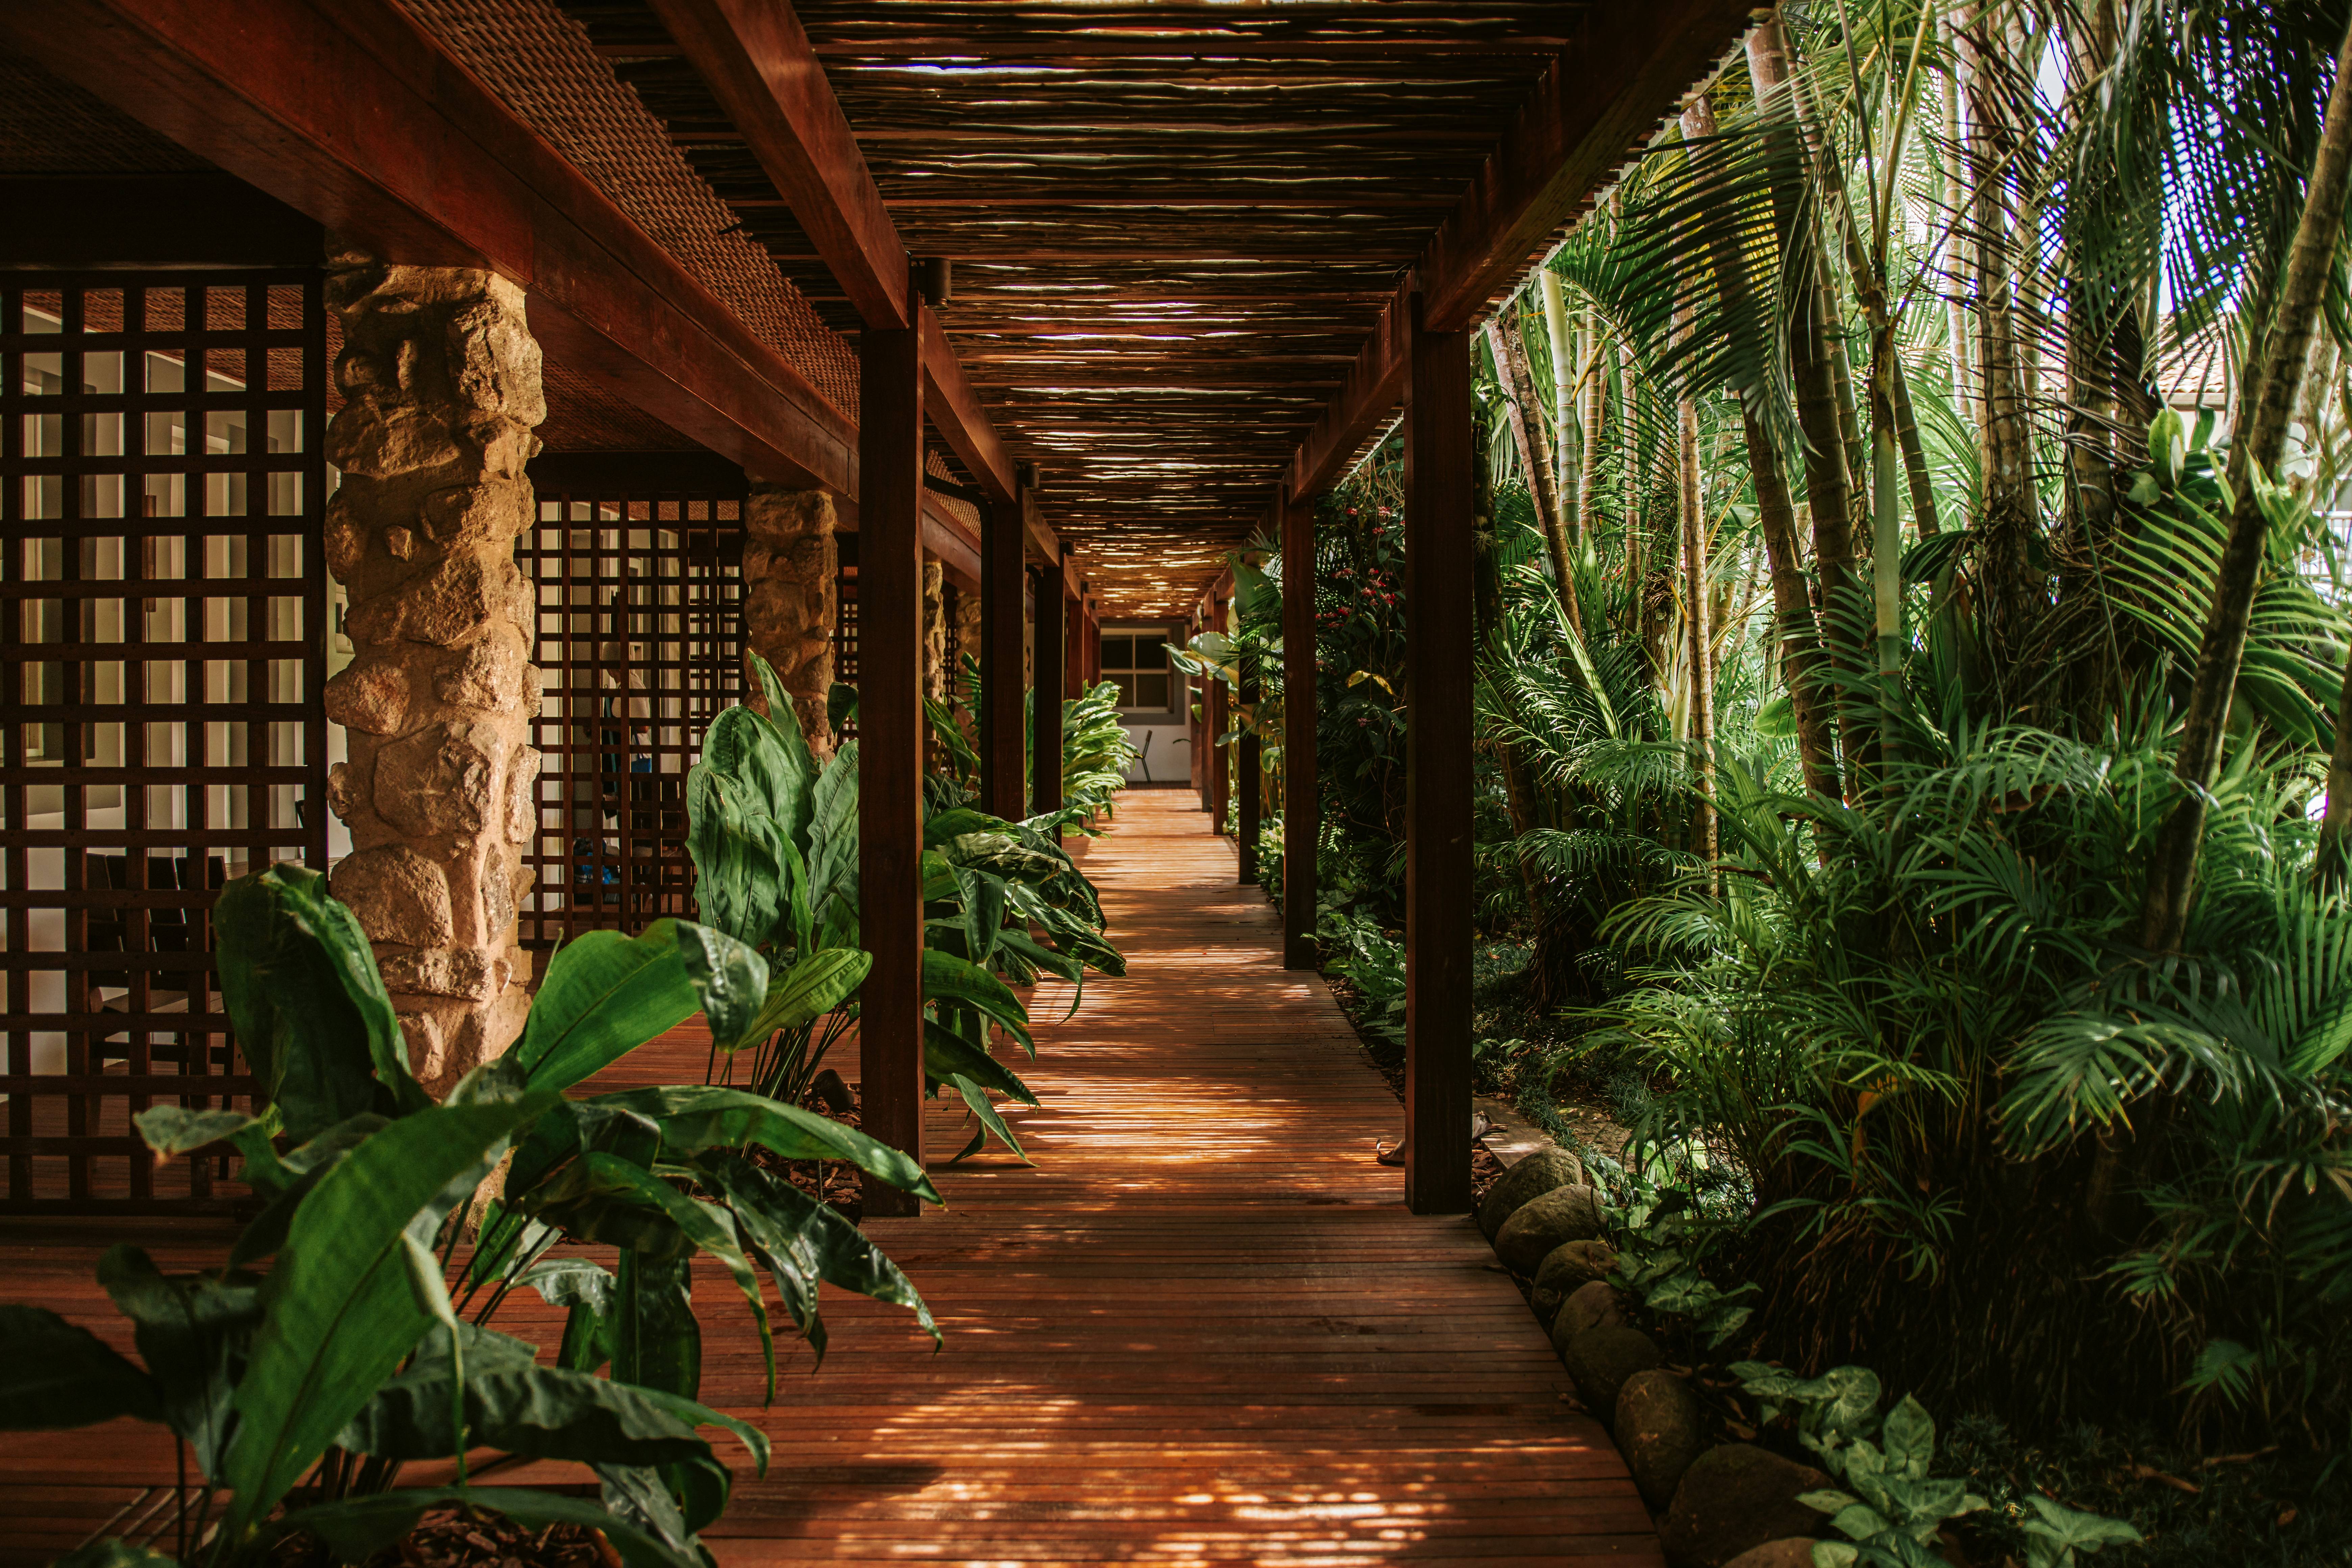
<box><xmin>516</xmin><ymin>475</ymin><xmax>744</xmax><ymax>947</ymax></box>
<box><xmin>833</xmin><ymin>552</ymin><xmax>858</xmax><ymax>742</ymax></box>
<box><xmin>0</xmin><ymin>269</ymin><xmax>329</xmax><ymax>1214</ymax></box>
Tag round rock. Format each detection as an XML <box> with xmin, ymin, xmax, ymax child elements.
<box><xmin>1532</xmin><ymin>1239</ymin><xmax>1618</xmax><ymax>1323</ymax></box>
<box><xmin>1722</xmin><ymin>1544</ymin><xmax>1821</xmax><ymax>1568</ymax></box>
<box><xmin>1494</xmin><ymin>1182</ymin><xmax>1606</xmax><ymax>1274</ymax></box>
<box><xmin>1559</xmin><ymin>1324</ymin><xmax>1660</xmax><ymax>1426</ymax></box>
<box><xmin>1616</xmin><ymin>1368</ymin><xmax>1705</xmax><ymax>1514</ymax></box>
<box><xmin>1659</xmin><ymin>1444</ymin><xmax>1832</xmax><ymax>1568</ymax></box>
<box><xmin>1477</xmin><ymin>1145</ymin><xmax>1585</xmax><ymax>1239</ymax></box>
<box><xmin>1548</xmin><ymin>1280</ymin><xmax>1628</xmax><ymax>1351</ymax></box>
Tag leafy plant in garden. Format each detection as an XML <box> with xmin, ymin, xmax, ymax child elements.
<box><xmin>1731</xmin><ymin>1363</ymin><xmax>2137</xmax><ymax>1568</ymax></box>
<box><xmin>693</xmin><ymin>655</ymin><xmax>1123</xmax><ymax>1160</ymax></box>
<box><xmin>930</xmin><ymin>651</ymin><xmax>1139</xmax><ymax>828</ymax></box>
<box><xmin>0</xmin><ymin>861</ymin><xmax>942</xmax><ymax>1567</ymax></box>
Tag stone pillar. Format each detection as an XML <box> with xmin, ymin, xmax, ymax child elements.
<box><xmin>320</xmin><ymin>254</ymin><xmax>543</xmax><ymax>1095</ymax></box>
<box><xmin>741</xmin><ymin>483</ymin><xmax>838</xmax><ymax>760</ymax></box>
<box><xmin>920</xmin><ymin>559</ymin><xmax>947</xmax><ymax>703</ymax></box>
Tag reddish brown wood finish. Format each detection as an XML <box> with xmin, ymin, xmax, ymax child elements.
<box><xmin>1030</xmin><ymin>561</ymin><xmax>1065</xmax><ymax>820</ymax></box>
<box><xmin>1281</xmin><ymin>0</ymin><xmax>1757</xmax><ymax>501</ymax></box>
<box><xmin>920</xmin><ymin>305</ymin><xmax>1018</xmax><ymax>504</ymax></box>
<box><xmin>0</xmin><ymin>0</ymin><xmax>858</xmax><ymax>494</ymax></box>
<box><xmin>982</xmin><ymin>491</ymin><xmax>1028</xmax><ymax>821</ymax></box>
<box><xmin>1403</xmin><ymin>293</ymin><xmax>1475</xmax><ymax>1217</ymax></box>
<box><xmin>0</xmin><ymin>794</ymin><xmax>1660</xmax><ymax>1567</ymax></box>
<box><xmin>1207</xmin><ymin>644</ymin><xmax>1230</xmax><ymax>837</ymax></box>
<box><xmin>856</xmin><ymin>315</ymin><xmax>925</xmax><ymax>1217</ymax></box>
<box><xmin>647</xmin><ymin>0</ymin><xmax>910</xmax><ymax>331</ymax></box>
<box><xmin>1281</xmin><ymin>485</ymin><xmax>1321</xmax><ymax>969</ymax></box>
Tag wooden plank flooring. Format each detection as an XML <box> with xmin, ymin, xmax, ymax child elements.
<box><xmin>0</xmin><ymin>789</ymin><xmax>1657</xmax><ymax>1566</ymax></box>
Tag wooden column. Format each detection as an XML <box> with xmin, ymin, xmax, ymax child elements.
<box><xmin>1207</xmin><ymin>624</ymin><xmax>1229</xmax><ymax>834</ymax></box>
<box><xmin>1031</xmin><ymin>559</ymin><xmax>1065</xmax><ymax>822</ymax></box>
<box><xmin>1403</xmin><ymin>289</ymin><xmax>1474</xmax><ymax>1216</ymax></box>
<box><xmin>1281</xmin><ymin>484</ymin><xmax>1320</xmax><ymax>967</ymax></box>
<box><xmin>1064</xmin><ymin>588</ymin><xmax>1086</xmax><ymax>700</ymax></box>
<box><xmin>1238</xmin><ymin>645</ymin><xmax>1261</xmax><ymax>882</ymax></box>
<box><xmin>982</xmin><ymin>488</ymin><xmax>1027</xmax><ymax>820</ymax></box>
<box><xmin>857</xmin><ymin>312</ymin><xmax>926</xmax><ymax>1217</ymax></box>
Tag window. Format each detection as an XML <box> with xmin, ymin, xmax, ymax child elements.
<box><xmin>1099</xmin><ymin>630</ymin><xmax>1172</xmax><ymax>711</ymax></box>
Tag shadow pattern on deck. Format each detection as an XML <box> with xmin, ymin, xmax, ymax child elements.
<box><xmin>0</xmin><ymin>791</ymin><xmax>1657</xmax><ymax>1566</ymax></box>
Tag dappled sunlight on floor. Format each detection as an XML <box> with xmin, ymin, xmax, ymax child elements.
<box><xmin>0</xmin><ymin>793</ymin><xmax>1656</xmax><ymax>1567</ymax></box>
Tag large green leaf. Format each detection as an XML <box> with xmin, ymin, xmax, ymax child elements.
<box><xmin>593</xmin><ymin>1085</ymin><xmax>941</xmax><ymax>1203</ymax></box>
<box><xmin>722</xmin><ymin>949</ymin><xmax>871</xmax><ymax>1053</ymax></box>
<box><xmin>684</xmin><ymin>763</ymin><xmax>790</xmax><ymax>951</ymax></box>
<box><xmin>263</xmin><ymin>1486</ymin><xmax>702</xmax><ymax>1568</ymax></box>
<box><xmin>922</xmin><ymin>947</ymin><xmax>1034</xmax><ymax>1057</ymax></box>
<box><xmin>948</xmin><ymin>1074</ymin><xmax>1032</xmax><ymax>1166</ymax></box>
<box><xmin>572</xmin><ymin>1153</ymin><xmax>776</xmax><ymax>1401</ymax></box>
<box><xmin>213</xmin><ymin>863</ymin><xmax>427</xmax><ymax>1139</ymax></box>
<box><xmin>130</xmin><ymin>1105</ymin><xmax>259</xmax><ymax>1158</ymax></box>
<box><xmin>507</xmin><ymin>922</ymin><xmax>704</xmax><ymax>1094</ymax></box>
<box><xmin>674</xmin><ymin>922</ymin><xmax>770</xmax><ymax>1050</ymax></box>
<box><xmin>524</xmin><ymin>1258</ymin><xmax>619</xmax><ymax>1374</ymax></box>
<box><xmin>95</xmin><ymin>1247</ymin><xmax>262</xmax><ymax>1475</ymax></box>
<box><xmin>924</xmin><ymin>1021</ymin><xmax>1040</xmax><ymax>1106</ymax></box>
<box><xmin>0</xmin><ymin>1305</ymin><xmax>160</xmax><ymax>1429</ymax></box>
<box><xmin>216</xmin><ymin>1094</ymin><xmax>555</xmax><ymax>1548</ymax></box>
<box><xmin>613</xmin><ymin>1251</ymin><xmax>699</xmax><ymax>1402</ymax></box>
<box><xmin>227</xmin><ymin>1113</ymin><xmax>392</xmax><ymax>1269</ymax></box>
<box><xmin>696</xmin><ymin>1152</ymin><xmax>938</xmax><ymax>1349</ymax></box>
<box><xmin>337</xmin><ymin>1355</ymin><xmax>759</xmax><ymax>1472</ymax></box>
<box><xmin>50</xmin><ymin>1542</ymin><xmax>179</xmax><ymax>1568</ymax></box>
<box><xmin>808</xmin><ymin>739</ymin><xmax>860</xmax><ymax>922</ymax></box>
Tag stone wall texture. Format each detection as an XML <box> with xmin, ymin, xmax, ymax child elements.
<box><xmin>921</xmin><ymin>560</ymin><xmax>948</xmax><ymax>704</ymax></box>
<box><xmin>320</xmin><ymin>255</ymin><xmax>543</xmax><ymax>1095</ymax></box>
<box><xmin>740</xmin><ymin>483</ymin><xmax>837</xmax><ymax>760</ymax></box>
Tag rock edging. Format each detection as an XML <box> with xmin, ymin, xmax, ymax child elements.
<box><xmin>1477</xmin><ymin>1146</ymin><xmax>1824</xmax><ymax>1568</ymax></box>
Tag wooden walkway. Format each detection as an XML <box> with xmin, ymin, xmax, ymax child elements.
<box><xmin>0</xmin><ymin>789</ymin><xmax>1657</xmax><ymax>1566</ymax></box>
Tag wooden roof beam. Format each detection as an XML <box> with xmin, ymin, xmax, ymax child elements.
<box><xmin>0</xmin><ymin>0</ymin><xmax>855</xmax><ymax>493</ymax></box>
<box><xmin>920</xmin><ymin>303</ymin><xmax>1018</xmax><ymax>504</ymax></box>
<box><xmin>647</xmin><ymin>0</ymin><xmax>911</xmax><ymax>330</ymax></box>
<box><xmin>1282</xmin><ymin>0</ymin><xmax>1760</xmax><ymax>500</ymax></box>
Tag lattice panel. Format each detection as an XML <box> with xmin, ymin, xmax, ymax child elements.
<box><xmin>517</xmin><ymin>492</ymin><xmax>743</xmax><ymax>947</ymax></box>
<box><xmin>833</xmin><ymin>561</ymin><xmax>858</xmax><ymax>741</ymax></box>
<box><xmin>0</xmin><ymin>270</ymin><xmax>329</xmax><ymax>1214</ymax></box>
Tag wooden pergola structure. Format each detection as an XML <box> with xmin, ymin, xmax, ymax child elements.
<box><xmin>0</xmin><ymin>0</ymin><xmax>1754</xmax><ymax>1218</ymax></box>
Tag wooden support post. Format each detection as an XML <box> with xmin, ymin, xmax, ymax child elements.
<box><xmin>982</xmin><ymin>489</ymin><xmax>1027</xmax><ymax>820</ymax></box>
<box><xmin>857</xmin><ymin>310</ymin><xmax>926</xmax><ymax>1218</ymax></box>
<box><xmin>1207</xmin><ymin>634</ymin><xmax>1229</xmax><ymax>835</ymax></box>
<box><xmin>1403</xmin><ymin>289</ymin><xmax>1475</xmax><ymax>1216</ymax></box>
<box><xmin>1281</xmin><ymin>485</ymin><xmax>1320</xmax><ymax>968</ymax></box>
<box><xmin>1032</xmin><ymin>560</ymin><xmax>1065</xmax><ymax>825</ymax></box>
<box><xmin>1238</xmin><ymin>647</ymin><xmax>1261</xmax><ymax>882</ymax></box>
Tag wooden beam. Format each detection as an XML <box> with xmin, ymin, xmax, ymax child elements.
<box><xmin>1280</xmin><ymin>484</ymin><xmax>1319</xmax><ymax>970</ymax></box>
<box><xmin>1238</xmin><ymin>651</ymin><xmax>1261</xmax><ymax>883</ymax></box>
<box><xmin>0</xmin><ymin>0</ymin><xmax>855</xmax><ymax>492</ymax></box>
<box><xmin>1277</xmin><ymin>0</ymin><xmax>1754</xmax><ymax>500</ymax></box>
<box><xmin>1418</xmin><ymin>0</ymin><xmax>1757</xmax><ymax>331</ymax></box>
<box><xmin>856</xmin><ymin>316</ymin><xmax>926</xmax><ymax>1217</ymax></box>
<box><xmin>648</xmin><ymin>0</ymin><xmax>910</xmax><ymax>329</ymax></box>
<box><xmin>1402</xmin><ymin>293</ymin><xmax>1474</xmax><ymax>1217</ymax></box>
<box><xmin>1286</xmin><ymin>282</ymin><xmax>1411</xmax><ymax>500</ymax></box>
<box><xmin>920</xmin><ymin>304</ymin><xmax>1018</xmax><ymax>503</ymax></box>
<box><xmin>920</xmin><ymin>501</ymin><xmax>981</xmax><ymax>589</ymax></box>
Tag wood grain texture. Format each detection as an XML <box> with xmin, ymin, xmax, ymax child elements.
<box><xmin>0</xmin><ymin>793</ymin><xmax>1656</xmax><ymax>1565</ymax></box>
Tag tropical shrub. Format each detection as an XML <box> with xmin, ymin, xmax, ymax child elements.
<box><xmin>0</xmin><ymin>862</ymin><xmax>940</xmax><ymax>1567</ymax></box>
<box><xmin>696</xmin><ymin>655</ymin><xmax>1124</xmax><ymax>1161</ymax></box>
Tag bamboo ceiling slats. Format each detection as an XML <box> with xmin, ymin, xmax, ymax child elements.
<box><xmin>556</xmin><ymin>0</ymin><xmax>1594</xmax><ymax>612</ymax></box>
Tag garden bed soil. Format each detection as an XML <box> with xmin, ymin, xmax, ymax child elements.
<box><xmin>268</xmin><ymin>1506</ymin><xmax>618</xmax><ymax>1568</ymax></box>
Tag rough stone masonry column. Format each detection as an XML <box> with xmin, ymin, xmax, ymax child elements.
<box><xmin>320</xmin><ymin>255</ymin><xmax>543</xmax><ymax>1095</ymax></box>
<box><xmin>920</xmin><ymin>559</ymin><xmax>947</xmax><ymax>703</ymax></box>
<box><xmin>950</xmin><ymin>578</ymin><xmax>981</xmax><ymax>724</ymax></box>
<box><xmin>741</xmin><ymin>482</ymin><xmax>838</xmax><ymax>760</ymax></box>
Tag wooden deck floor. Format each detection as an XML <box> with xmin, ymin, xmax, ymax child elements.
<box><xmin>0</xmin><ymin>789</ymin><xmax>1658</xmax><ymax>1566</ymax></box>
